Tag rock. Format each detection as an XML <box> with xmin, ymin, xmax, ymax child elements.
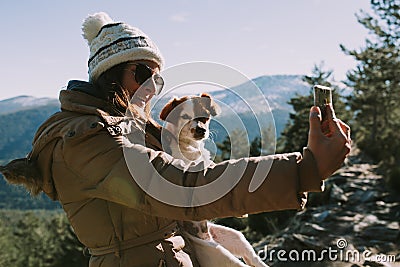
<box><xmin>330</xmin><ymin>183</ymin><xmax>349</xmax><ymax>203</ymax></box>
<box><xmin>298</xmin><ymin>222</ymin><xmax>327</xmax><ymax>236</ymax></box>
<box><xmin>360</xmin><ymin>225</ymin><xmax>399</xmax><ymax>242</ymax></box>
<box><xmin>291</xmin><ymin>233</ymin><xmax>324</xmax><ymax>250</ymax></box>
<box><xmin>329</xmin><ymin>175</ymin><xmax>349</xmax><ymax>186</ymax></box>
<box><xmin>312</xmin><ymin>210</ymin><xmax>331</xmax><ymax>223</ymax></box>
<box><xmin>334</xmin><ymin>213</ymin><xmax>363</xmax><ymax>223</ymax></box>
<box><xmin>353</xmin><ymin>215</ymin><xmax>382</xmax><ymax>232</ymax></box>
<box><xmin>362</xmin><ymin>260</ymin><xmax>392</xmax><ymax>267</ymax></box>
<box><xmin>250</xmin><ymin>158</ymin><xmax>400</xmax><ymax>267</ymax></box>
<box><xmin>360</xmin><ymin>191</ymin><xmax>379</xmax><ymax>203</ymax></box>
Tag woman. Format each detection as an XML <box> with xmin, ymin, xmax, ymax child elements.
<box><xmin>1</xmin><ymin>12</ymin><xmax>351</xmax><ymax>266</ymax></box>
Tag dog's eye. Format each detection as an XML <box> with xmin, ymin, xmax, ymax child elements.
<box><xmin>181</xmin><ymin>114</ymin><xmax>191</xmax><ymax>120</ymax></box>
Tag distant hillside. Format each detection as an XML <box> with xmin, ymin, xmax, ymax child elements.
<box><xmin>0</xmin><ymin>75</ymin><xmax>310</xmax><ymax>209</ymax></box>
<box><xmin>0</xmin><ymin>102</ymin><xmax>60</xmax><ymax>210</ymax></box>
<box><xmin>0</xmin><ymin>104</ymin><xmax>60</xmax><ymax>163</ymax></box>
<box><xmin>0</xmin><ymin>95</ymin><xmax>59</xmax><ymax>115</ymax></box>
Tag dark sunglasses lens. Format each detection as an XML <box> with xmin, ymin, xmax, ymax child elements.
<box><xmin>135</xmin><ymin>64</ymin><xmax>152</xmax><ymax>85</ymax></box>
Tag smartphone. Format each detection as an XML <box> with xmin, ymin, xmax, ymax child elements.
<box><xmin>313</xmin><ymin>85</ymin><xmax>333</xmax><ymax>121</ymax></box>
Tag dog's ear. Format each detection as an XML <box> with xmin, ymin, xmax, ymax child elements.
<box><xmin>200</xmin><ymin>93</ymin><xmax>221</xmax><ymax>116</ymax></box>
<box><xmin>200</xmin><ymin>93</ymin><xmax>211</xmax><ymax>98</ymax></box>
<box><xmin>160</xmin><ymin>97</ymin><xmax>178</xmax><ymax>121</ymax></box>
<box><xmin>160</xmin><ymin>96</ymin><xmax>188</xmax><ymax>121</ymax></box>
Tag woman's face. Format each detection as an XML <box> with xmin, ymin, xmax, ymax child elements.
<box><xmin>121</xmin><ymin>60</ymin><xmax>160</xmax><ymax>109</ymax></box>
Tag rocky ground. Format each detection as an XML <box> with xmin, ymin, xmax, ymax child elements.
<box><xmin>252</xmin><ymin>149</ymin><xmax>400</xmax><ymax>267</ymax></box>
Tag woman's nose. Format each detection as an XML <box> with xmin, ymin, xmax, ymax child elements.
<box><xmin>142</xmin><ymin>77</ymin><xmax>157</xmax><ymax>95</ymax></box>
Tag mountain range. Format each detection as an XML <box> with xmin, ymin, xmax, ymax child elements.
<box><xmin>0</xmin><ymin>95</ymin><xmax>59</xmax><ymax>115</ymax></box>
<box><xmin>151</xmin><ymin>74</ymin><xmax>310</xmax><ymax>141</ymax></box>
<box><xmin>0</xmin><ymin>74</ymin><xmax>310</xmax><ymax>209</ymax></box>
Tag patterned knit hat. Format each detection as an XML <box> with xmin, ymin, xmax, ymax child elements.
<box><xmin>82</xmin><ymin>12</ymin><xmax>164</xmax><ymax>81</ymax></box>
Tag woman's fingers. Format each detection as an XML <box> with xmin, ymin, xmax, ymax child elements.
<box><xmin>326</xmin><ymin>104</ymin><xmax>342</xmax><ymax>135</ymax></box>
<box><xmin>308</xmin><ymin>106</ymin><xmax>323</xmax><ymax>138</ymax></box>
<box><xmin>326</xmin><ymin>104</ymin><xmax>351</xmax><ymax>141</ymax></box>
<box><xmin>325</xmin><ymin>103</ymin><xmax>337</xmax><ymax>120</ymax></box>
<box><xmin>338</xmin><ymin>119</ymin><xmax>351</xmax><ymax>141</ymax></box>
<box><xmin>334</xmin><ymin>118</ymin><xmax>352</xmax><ymax>158</ymax></box>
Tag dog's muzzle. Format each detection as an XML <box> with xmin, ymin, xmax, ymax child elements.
<box><xmin>193</xmin><ymin>126</ymin><xmax>207</xmax><ymax>139</ymax></box>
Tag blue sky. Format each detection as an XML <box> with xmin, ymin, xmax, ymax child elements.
<box><xmin>0</xmin><ymin>0</ymin><xmax>372</xmax><ymax>100</ymax></box>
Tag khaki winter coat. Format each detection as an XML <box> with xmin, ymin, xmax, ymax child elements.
<box><xmin>3</xmin><ymin>82</ymin><xmax>323</xmax><ymax>266</ymax></box>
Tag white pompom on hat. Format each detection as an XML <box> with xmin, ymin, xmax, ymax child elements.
<box><xmin>82</xmin><ymin>12</ymin><xmax>164</xmax><ymax>81</ymax></box>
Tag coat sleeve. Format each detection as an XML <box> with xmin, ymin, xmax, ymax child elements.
<box><xmin>59</xmin><ymin>127</ymin><xmax>323</xmax><ymax>221</ymax></box>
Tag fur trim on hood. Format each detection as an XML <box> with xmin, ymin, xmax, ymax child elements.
<box><xmin>0</xmin><ymin>158</ymin><xmax>43</xmax><ymax>196</ymax></box>
<box><xmin>0</xmin><ymin>111</ymin><xmax>73</xmax><ymax>200</ymax></box>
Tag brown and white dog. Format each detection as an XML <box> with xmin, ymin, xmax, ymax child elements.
<box><xmin>160</xmin><ymin>93</ymin><xmax>267</xmax><ymax>267</ymax></box>
<box><xmin>159</xmin><ymin>93</ymin><xmax>218</xmax><ymax>167</ymax></box>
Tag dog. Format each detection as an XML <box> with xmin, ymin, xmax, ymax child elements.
<box><xmin>160</xmin><ymin>93</ymin><xmax>267</xmax><ymax>267</ymax></box>
<box><xmin>159</xmin><ymin>93</ymin><xmax>217</xmax><ymax>167</ymax></box>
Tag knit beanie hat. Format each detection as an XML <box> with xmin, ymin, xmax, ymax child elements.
<box><xmin>82</xmin><ymin>12</ymin><xmax>164</xmax><ymax>81</ymax></box>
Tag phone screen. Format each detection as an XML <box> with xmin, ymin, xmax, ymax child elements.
<box><xmin>313</xmin><ymin>85</ymin><xmax>333</xmax><ymax>134</ymax></box>
<box><xmin>313</xmin><ymin>85</ymin><xmax>332</xmax><ymax>120</ymax></box>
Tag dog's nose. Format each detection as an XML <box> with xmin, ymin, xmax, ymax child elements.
<box><xmin>195</xmin><ymin>127</ymin><xmax>206</xmax><ymax>135</ymax></box>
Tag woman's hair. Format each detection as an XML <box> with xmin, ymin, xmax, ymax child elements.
<box><xmin>93</xmin><ymin>61</ymin><xmax>152</xmax><ymax>120</ymax></box>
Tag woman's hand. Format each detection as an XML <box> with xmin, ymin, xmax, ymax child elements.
<box><xmin>307</xmin><ymin>104</ymin><xmax>351</xmax><ymax>179</ymax></box>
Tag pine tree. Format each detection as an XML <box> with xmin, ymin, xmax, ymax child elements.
<box><xmin>277</xmin><ymin>63</ymin><xmax>350</xmax><ymax>153</ymax></box>
<box><xmin>0</xmin><ymin>217</ymin><xmax>18</xmax><ymax>266</ymax></box>
<box><xmin>215</xmin><ymin>129</ymin><xmax>250</xmax><ymax>162</ymax></box>
<box><xmin>341</xmin><ymin>0</ymin><xmax>400</xmax><ymax>191</ymax></box>
<box><xmin>48</xmin><ymin>213</ymin><xmax>88</xmax><ymax>267</ymax></box>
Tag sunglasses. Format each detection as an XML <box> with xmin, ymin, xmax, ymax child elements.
<box><xmin>125</xmin><ymin>63</ymin><xmax>164</xmax><ymax>94</ymax></box>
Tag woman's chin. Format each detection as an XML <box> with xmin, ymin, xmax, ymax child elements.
<box><xmin>131</xmin><ymin>99</ymin><xmax>146</xmax><ymax>109</ymax></box>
